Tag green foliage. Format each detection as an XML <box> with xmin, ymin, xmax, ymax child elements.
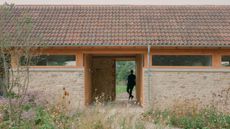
<box><xmin>116</xmin><ymin>84</ymin><xmax>127</xmax><ymax>94</ymax></box>
<box><xmin>116</xmin><ymin>61</ymin><xmax>135</xmax><ymax>84</ymax></box>
<box><xmin>142</xmin><ymin>108</ymin><xmax>230</xmax><ymax>129</ymax></box>
<box><xmin>34</xmin><ymin>107</ymin><xmax>55</xmax><ymax>129</ymax></box>
<box><xmin>5</xmin><ymin>91</ymin><xmax>20</xmax><ymax>99</ymax></box>
<box><xmin>115</xmin><ymin>61</ymin><xmax>135</xmax><ymax>95</ymax></box>
<box><xmin>1</xmin><ymin>104</ymin><xmax>147</xmax><ymax>129</ymax></box>
<box><xmin>22</xmin><ymin>103</ymin><xmax>33</xmax><ymax>112</ymax></box>
<box><xmin>93</xmin><ymin>120</ymin><xmax>105</xmax><ymax>129</ymax></box>
<box><xmin>135</xmin><ymin>121</ymin><xmax>145</xmax><ymax>129</ymax></box>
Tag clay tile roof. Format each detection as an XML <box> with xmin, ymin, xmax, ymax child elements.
<box><xmin>1</xmin><ymin>5</ymin><xmax>230</xmax><ymax>47</ymax></box>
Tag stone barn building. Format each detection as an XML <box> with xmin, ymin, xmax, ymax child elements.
<box><xmin>3</xmin><ymin>5</ymin><xmax>230</xmax><ymax>110</ymax></box>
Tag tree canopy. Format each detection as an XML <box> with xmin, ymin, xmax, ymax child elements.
<box><xmin>116</xmin><ymin>61</ymin><xmax>135</xmax><ymax>84</ymax></box>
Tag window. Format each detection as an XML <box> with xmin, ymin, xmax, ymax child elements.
<box><xmin>20</xmin><ymin>55</ymin><xmax>76</xmax><ymax>66</ymax></box>
<box><xmin>152</xmin><ymin>55</ymin><xmax>212</xmax><ymax>66</ymax></box>
<box><xmin>221</xmin><ymin>56</ymin><xmax>230</xmax><ymax>67</ymax></box>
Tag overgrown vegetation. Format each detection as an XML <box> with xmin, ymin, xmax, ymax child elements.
<box><xmin>142</xmin><ymin>101</ymin><xmax>230</xmax><ymax>129</ymax></box>
<box><xmin>0</xmin><ymin>105</ymin><xmax>145</xmax><ymax>129</ymax></box>
<box><xmin>2</xmin><ymin>96</ymin><xmax>230</xmax><ymax>129</ymax></box>
<box><xmin>1</xmin><ymin>87</ymin><xmax>229</xmax><ymax>129</ymax></box>
<box><xmin>0</xmin><ymin>88</ymin><xmax>146</xmax><ymax>129</ymax></box>
<box><xmin>143</xmin><ymin>108</ymin><xmax>230</xmax><ymax>129</ymax></box>
<box><xmin>0</xmin><ymin>3</ymin><xmax>44</xmax><ymax>126</ymax></box>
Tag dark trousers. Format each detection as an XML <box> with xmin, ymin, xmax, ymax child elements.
<box><xmin>127</xmin><ymin>85</ymin><xmax>134</xmax><ymax>99</ymax></box>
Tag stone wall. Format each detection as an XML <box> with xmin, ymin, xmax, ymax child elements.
<box><xmin>144</xmin><ymin>68</ymin><xmax>230</xmax><ymax>112</ymax></box>
<box><xmin>27</xmin><ymin>68</ymin><xmax>84</xmax><ymax>109</ymax></box>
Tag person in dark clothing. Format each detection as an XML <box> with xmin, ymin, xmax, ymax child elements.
<box><xmin>127</xmin><ymin>70</ymin><xmax>136</xmax><ymax>100</ymax></box>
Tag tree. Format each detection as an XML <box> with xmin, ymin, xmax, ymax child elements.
<box><xmin>116</xmin><ymin>61</ymin><xmax>135</xmax><ymax>85</ymax></box>
<box><xmin>0</xmin><ymin>3</ymin><xmax>43</xmax><ymax>125</ymax></box>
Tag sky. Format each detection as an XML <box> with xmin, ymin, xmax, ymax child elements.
<box><xmin>0</xmin><ymin>0</ymin><xmax>230</xmax><ymax>5</ymax></box>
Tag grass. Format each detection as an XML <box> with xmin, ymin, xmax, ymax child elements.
<box><xmin>142</xmin><ymin>108</ymin><xmax>230</xmax><ymax>129</ymax></box>
<box><xmin>3</xmin><ymin>101</ymin><xmax>230</xmax><ymax>129</ymax></box>
<box><xmin>0</xmin><ymin>88</ymin><xmax>145</xmax><ymax>129</ymax></box>
<box><xmin>116</xmin><ymin>84</ymin><xmax>126</xmax><ymax>94</ymax></box>
<box><xmin>1</xmin><ymin>88</ymin><xmax>230</xmax><ymax>129</ymax></box>
<box><xmin>0</xmin><ymin>102</ymin><xmax>145</xmax><ymax>129</ymax></box>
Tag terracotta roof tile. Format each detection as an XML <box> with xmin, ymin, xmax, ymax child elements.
<box><xmin>1</xmin><ymin>5</ymin><xmax>230</xmax><ymax>47</ymax></box>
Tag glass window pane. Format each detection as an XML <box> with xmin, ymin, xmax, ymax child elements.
<box><xmin>20</xmin><ymin>55</ymin><xmax>76</xmax><ymax>66</ymax></box>
<box><xmin>221</xmin><ymin>56</ymin><xmax>230</xmax><ymax>67</ymax></box>
<box><xmin>47</xmin><ymin>55</ymin><xmax>76</xmax><ymax>66</ymax></box>
<box><xmin>152</xmin><ymin>55</ymin><xmax>212</xmax><ymax>66</ymax></box>
<box><xmin>20</xmin><ymin>56</ymin><xmax>48</xmax><ymax>66</ymax></box>
<box><xmin>33</xmin><ymin>56</ymin><xmax>47</xmax><ymax>66</ymax></box>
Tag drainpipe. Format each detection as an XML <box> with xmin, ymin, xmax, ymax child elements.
<box><xmin>147</xmin><ymin>45</ymin><xmax>151</xmax><ymax>107</ymax></box>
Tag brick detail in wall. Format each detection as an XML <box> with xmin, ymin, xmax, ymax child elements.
<box><xmin>143</xmin><ymin>69</ymin><xmax>230</xmax><ymax>112</ymax></box>
<box><xmin>27</xmin><ymin>69</ymin><xmax>84</xmax><ymax>109</ymax></box>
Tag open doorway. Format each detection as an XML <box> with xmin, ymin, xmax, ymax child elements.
<box><xmin>115</xmin><ymin>61</ymin><xmax>136</xmax><ymax>101</ymax></box>
<box><xmin>84</xmin><ymin>54</ymin><xmax>143</xmax><ymax>106</ymax></box>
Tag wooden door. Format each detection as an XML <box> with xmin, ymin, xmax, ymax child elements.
<box><xmin>92</xmin><ymin>57</ymin><xmax>115</xmax><ymax>102</ymax></box>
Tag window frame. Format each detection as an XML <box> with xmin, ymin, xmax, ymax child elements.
<box><xmin>23</xmin><ymin>53</ymin><xmax>79</xmax><ymax>68</ymax></box>
<box><xmin>151</xmin><ymin>52</ymin><xmax>214</xmax><ymax>69</ymax></box>
<box><xmin>152</xmin><ymin>55</ymin><xmax>212</xmax><ymax>67</ymax></box>
<box><xmin>221</xmin><ymin>55</ymin><xmax>230</xmax><ymax>67</ymax></box>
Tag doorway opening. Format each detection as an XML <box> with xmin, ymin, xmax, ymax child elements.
<box><xmin>115</xmin><ymin>60</ymin><xmax>136</xmax><ymax>101</ymax></box>
<box><xmin>84</xmin><ymin>54</ymin><xmax>143</xmax><ymax>106</ymax></box>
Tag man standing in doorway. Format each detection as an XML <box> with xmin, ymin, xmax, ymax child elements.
<box><xmin>127</xmin><ymin>70</ymin><xmax>136</xmax><ymax>100</ymax></box>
